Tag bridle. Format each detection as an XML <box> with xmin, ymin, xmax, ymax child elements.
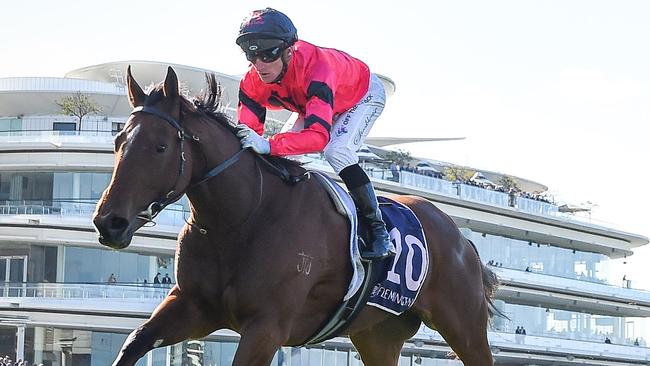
<box><xmin>129</xmin><ymin>105</ymin><xmax>247</xmax><ymax>223</ymax></box>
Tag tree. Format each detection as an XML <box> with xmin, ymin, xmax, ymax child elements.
<box><xmin>56</xmin><ymin>92</ymin><xmax>101</xmax><ymax>131</ymax></box>
<box><xmin>498</xmin><ymin>175</ymin><xmax>520</xmax><ymax>192</ymax></box>
<box><xmin>442</xmin><ymin>165</ymin><xmax>475</xmax><ymax>182</ymax></box>
<box><xmin>263</xmin><ymin>119</ymin><xmax>285</xmax><ymax>137</ymax></box>
<box><xmin>384</xmin><ymin>148</ymin><xmax>412</xmax><ymax>167</ymax></box>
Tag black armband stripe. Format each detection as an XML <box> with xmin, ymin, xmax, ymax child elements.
<box><xmin>305</xmin><ymin>114</ymin><xmax>331</xmax><ymax>133</ymax></box>
<box><xmin>307</xmin><ymin>81</ymin><xmax>334</xmax><ymax>109</ymax></box>
<box><xmin>239</xmin><ymin>90</ymin><xmax>266</xmax><ymax>123</ymax></box>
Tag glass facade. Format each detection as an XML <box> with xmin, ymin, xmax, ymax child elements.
<box><xmin>0</xmin><ymin>242</ymin><xmax>174</xmax><ymax>286</ymax></box>
<box><xmin>64</xmin><ymin>246</ymin><xmax>174</xmax><ymax>284</ymax></box>
<box><xmin>0</xmin><ymin>171</ymin><xmax>110</xmax><ymax>204</ymax></box>
<box><xmin>491</xmin><ymin>301</ymin><xmax>645</xmax><ymax>346</ymax></box>
<box><xmin>0</xmin><ymin>171</ymin><xmax>190</xmax><ymax>217</ymax></box>
<box><xmin>457</xmin><ymin>228</ymin><xmax>645</xmax><ymax>346</ymax></box>
<box><xmin>0</xmin><ymin>117</ymin><xmax>22</xmax><ymax>132</ymax></box>
<box><xmin>0</xmin><ymin>243</ymin><xmax>57</xmax><ymax>283</ymax></box>
<box><xmin>462</xmin><ymin>228</ymin><xmax>610</xmax><ymax>285</ymax></box>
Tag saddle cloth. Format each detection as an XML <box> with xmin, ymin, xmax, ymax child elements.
<box><xmin>312</xmin><ymin>172</ymin><xmax>429</xmax><ymax>315</ymax></box>
<box><xmin>368</xmin><ymin>196</ymin><xmax>429</xmax><ymax>315</ymax></box>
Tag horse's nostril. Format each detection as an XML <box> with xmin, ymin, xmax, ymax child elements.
<box><xmin>110</xmin><ymin>216</ymin><xmax>129</xmax><ymax>231</ymax></box>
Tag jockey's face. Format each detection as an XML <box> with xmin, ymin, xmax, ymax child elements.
<box><xmin>251</xmin><ymin>48</ymin><xmax>291</xmax><ymax>83</ymax></box>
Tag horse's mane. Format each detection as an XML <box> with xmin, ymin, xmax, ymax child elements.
<box><xmin>148</xmin><ymin>73</ymin><xmax>303</xmax><ymax>173</ymax></box>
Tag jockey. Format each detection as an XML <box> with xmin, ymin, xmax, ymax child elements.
<box><xmin>235</xmin><ymin>8</ymin><xmax>396</xmax><ymax>260</ymax></box>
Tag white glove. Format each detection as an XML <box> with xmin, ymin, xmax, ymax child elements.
<box><xmin>236</xmin><ymin>124</ymin><xmax>271</xmax><ymax>154</ymax></box>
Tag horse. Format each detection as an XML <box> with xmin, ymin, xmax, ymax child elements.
<box><xmin>92</xmin><ymin>66</ymin><xmax>500</xmax><ymax>366</ymax></box>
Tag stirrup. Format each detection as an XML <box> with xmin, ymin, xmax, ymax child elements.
<box><xmin>361</xmin><ymin>240</ymin><xmax>396</xmax><ymax>260</ymax></box>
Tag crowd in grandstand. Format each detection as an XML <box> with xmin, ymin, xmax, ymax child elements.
<box><xmin>382</xmin><ymin>162</ymin><xmax>552</xmax><ymax>204</ymax></box>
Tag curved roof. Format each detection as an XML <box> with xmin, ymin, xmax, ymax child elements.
<box><xmin>65</xmin><ymin>60</ymin><xmax>396</xmax><ymax>97</ymax></box>
<box><xmin>0</xmin><ymin>61</ymin><xmax>290</xmax><ymax>122</ymax></box>
<box><xmin>65</xmin><ymin>60</ymin><xmax>241</xmax><ymax>95</ymax></box>
<box><xmin>0</xmin><ymin>60</ymin><xmax>394</xmax><ymax>121</ymax></box>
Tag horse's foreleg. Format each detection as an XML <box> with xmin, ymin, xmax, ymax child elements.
<box><xmin>112</xmin><ymin>287</ymin><xmax>217</xmax><ymax>366</ymax></box>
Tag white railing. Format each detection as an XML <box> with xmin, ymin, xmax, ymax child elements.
<box><xmin>362</xmin><ymin>167</ymin><xmax>554</xmax><ymax>213</ymax></box>
<box><xmin>0</xmin><ymin>77</ymin><xmax>124</xmax><ymax>94</ymax></box>
<box><xmin>0</xmin><ymin>282</ymin><xmax>169</xmax><ymax>300</ymax></box>
<box><xmin>457</xmin><ymin>183</ymin><xmax>510</xmax><ymax>207</ymax></box>
<box><xmin>0</xmin><ymin>129</ymin><xmax>116</xmax><ymax>145</ymax></box>
<box><xmin>516</xmin><ymin>195</ymin><xmax>559</xmax><ymax>215</ymax></box>
<box><xmin>0</xmin><ymin>200</ymin><xmax>189</xmax><ymax>227</ymax></box>
<box><xmin>399</xmin><ymin>171</ymin><xmax>458</xmax><ymax>197</ymax></box>
<box><xmin>416</xmin><ymin>325</ymin><xmax>650</xmax><ymax>359</ymax></box>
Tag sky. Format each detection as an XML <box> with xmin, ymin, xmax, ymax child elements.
<box><xmin>2</xmin><ymin>1</ymin><xmax>649</xmax><ymax>286</ymax></box>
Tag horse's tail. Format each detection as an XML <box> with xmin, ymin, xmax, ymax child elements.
<box><xmin>466</xmin><ymin>239</ymin><xmax>508</xmax><ymax>319</ymax></box>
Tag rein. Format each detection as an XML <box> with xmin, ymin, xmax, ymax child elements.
<box><xmin>130</xmin><ymin>105</ymin><xmax>307</xmax><ymax>226</ymax></box>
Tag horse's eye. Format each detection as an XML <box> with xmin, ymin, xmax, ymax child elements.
<box><xmin>156</xmin><ymin>144</ymin><xmax>167</xmax><ymax>153</ymax></box>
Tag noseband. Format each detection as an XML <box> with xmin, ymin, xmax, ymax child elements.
<box><xmin>129</xmin><ymin>105</ymin><xmax>247</xmax><ymax>223</ymax></box>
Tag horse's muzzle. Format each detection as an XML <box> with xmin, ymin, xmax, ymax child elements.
<box><xmin>93</xmin><ymin>213</ymin><xmax>134</xmax><ymax>249</ymax></box>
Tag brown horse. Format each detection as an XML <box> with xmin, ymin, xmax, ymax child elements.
<box><xmin>92</xmin><ymin>66</ymin><xmax>500</xmax><ymax>366</ymax></box>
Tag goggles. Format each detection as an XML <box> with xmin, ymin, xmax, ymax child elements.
<box><xmin>245</xmin><ymin>46</ymin><xmax>284</xmax><ymax>63</ymax></box>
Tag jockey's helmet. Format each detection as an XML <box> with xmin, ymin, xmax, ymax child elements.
<box><xmin>236</xmin><ymin>8</ymin><xmax>298</xmax><ymax>53</ymax></box>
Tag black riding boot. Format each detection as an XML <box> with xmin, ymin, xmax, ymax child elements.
<box><xmin>349</xmin><ymin>183</ymin><xmax>397</xmax><ymax>260</ymax></box>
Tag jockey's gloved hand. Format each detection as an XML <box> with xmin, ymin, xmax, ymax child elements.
<box><xmin>236</xmin><ymin>124</ymin><xmax>271</xmax><ymax>154</ymax></box>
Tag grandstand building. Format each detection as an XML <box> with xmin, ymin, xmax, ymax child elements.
<box><xmin>0</xmin><ymin>61</ymin><xmax>648</xmax><ymax>366</ymax></box>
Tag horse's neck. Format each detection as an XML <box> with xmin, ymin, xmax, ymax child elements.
<box><xmin>186</xmin><ymin>117</ymin><xmax>275</xmax><ymax>231</ymax></box>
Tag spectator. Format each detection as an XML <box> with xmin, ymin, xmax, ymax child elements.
<box><xmin>153</xmin><ymin>273</ymin><xmax>161</xmax><ymax>285</ymax></box>
<box><xmin>623</xmin><ymin>275</ymin><xmax>631</xmax><ymax>288</ymax></box>
<box><xmin>605</xmin><ymin>337</ymin><xmax>611</xmax><ymax>344</ymax></box>
<box><xmin>515</xmin><ymin>326</ymin><xmax>526</xmax><ymax>344</ymax></box>
<box><xmin>108</xmin><ymin>273</ymin><xmax>117</xmax><ymax>284</ymax></box>
<box><xmin>634</xmin><ymin>338</ymin><xmax>640</xmax><ymax>346</ymax></box>
<box><xmin>389</xmin><ymin>162</ymin><xmax>400</xmax><ymax>182</ymax></box>
<box><xmin>525</xmin><ymin>266</ymin><xmax>531</xmax><ymax>272</ymax></box>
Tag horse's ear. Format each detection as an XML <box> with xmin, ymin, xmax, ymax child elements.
<box><xmin>163</xmin><ymin>66</ymin><xmax>179</xmax><ymax>98</ymax></box>
<box><xmin>126</xmin><ymin>65</ymin><xmax>146</xmax><ymax>107</ymax></box>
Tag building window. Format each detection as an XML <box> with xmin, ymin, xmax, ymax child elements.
<box><xmin>53</xmin><ymin>122</ymin><xmax>77</xmax><ymax>132</ymax></box>
<box><xmin>0</xmin><ymin>118</ymin><xmax>22</xmax><ymax>132</ymax></box>
<box><xmin>112</xmin><ymin>122</ymin><xmax>125</xmax><ymax>135</ymax></box>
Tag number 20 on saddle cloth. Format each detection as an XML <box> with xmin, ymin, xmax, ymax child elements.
<box><xmin>368</xmin><ymin>196</ymin><xmax>430</xmax><ymax>315</ymax></box>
